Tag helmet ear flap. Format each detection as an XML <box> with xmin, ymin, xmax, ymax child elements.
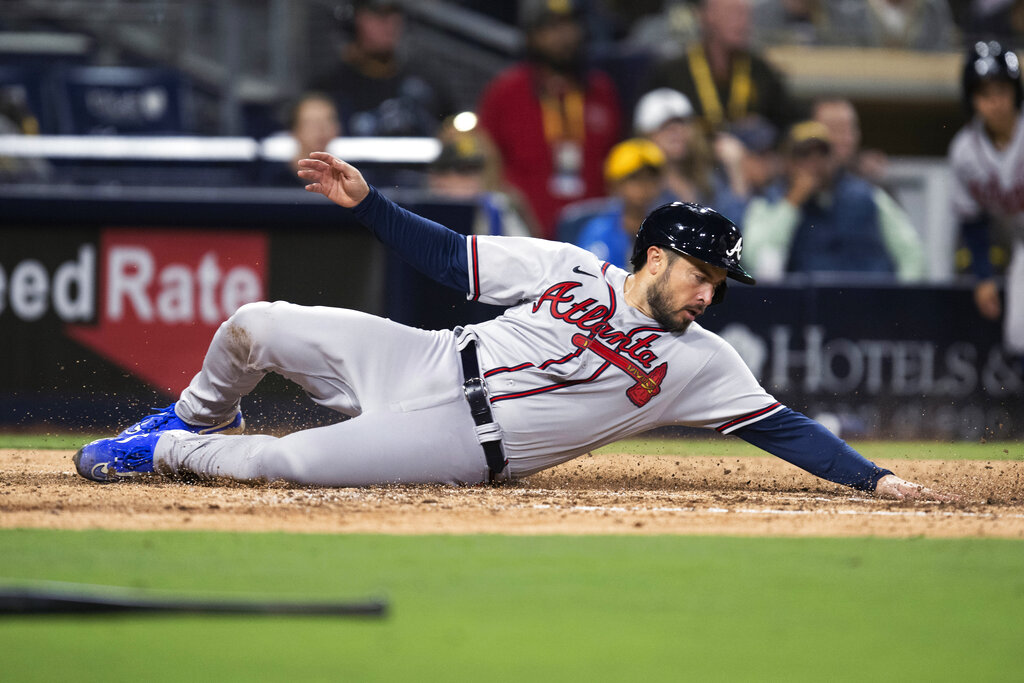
<box><xmin>712</xmin><ymin>280</ymin><xmax>727</xmax><ymax>305</ymax></box>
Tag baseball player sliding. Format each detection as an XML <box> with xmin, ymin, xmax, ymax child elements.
<box><xmin>74</xmin><ymin>152</ymin><xmax>946</xmax><ymax>501</ymax></box>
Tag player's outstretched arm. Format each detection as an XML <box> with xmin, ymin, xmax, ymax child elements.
<box><xmin>734</xmin><ymin>407</ymin><xmax>956</xmax><ymax>501</ymax></box>
<box><xmin>297</xmin><ymin>151</ymin><xmax>470</xmax><ymax>292</ymax></box>
<box><xmin>297</xmin><ymin>152</ymin><xmax>370</xmax><ymax>208</ymax></box>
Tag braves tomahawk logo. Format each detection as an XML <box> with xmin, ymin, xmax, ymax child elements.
<box><xmin>571</xmin><ymin>334</ymin><xmax>667</xmax><ymax>406</ymax></box>
<box><xmin>532</xmin><ymin>281</ymin><xmax>668</xmax><ymax>407</ymax></box>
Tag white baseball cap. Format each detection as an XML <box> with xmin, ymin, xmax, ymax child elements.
<box><xmin>633</xmin><ymin>88</ymin><xmax>695</xmax><ymax>135</ymax></box>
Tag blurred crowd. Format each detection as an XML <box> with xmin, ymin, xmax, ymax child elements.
<box><xmin>287</xmin><ymin>0</ymin><xmax>1021</xmax><ymax>363</ymax></box>
<box><xmin>280</xmin><ymin>0</ymin><xmax>961</xmax><ymax>284</ymax></box>
<box><xmin>2</xmin><ymin>0</ymin><xmax>1022</xmax><ymax>294</ymax></box>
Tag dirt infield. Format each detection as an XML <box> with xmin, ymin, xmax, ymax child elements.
<box><xmin>2</xmin><ymin>448</ymin><xmax>1023</xmax><ymax>538</ymax></box>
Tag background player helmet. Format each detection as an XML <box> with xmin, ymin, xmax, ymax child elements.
<box><xmin>962</xmin><ymin>40</ymin><xmax>1023</xmax><ymax>115</ymax></box>
<box><xmin>631</xmin><ymin>202</ymin><xmax>755</xmax><ymax>305</ymax></box>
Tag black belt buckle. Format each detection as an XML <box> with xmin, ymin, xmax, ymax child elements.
<box><xmin>460</xmin><ymin>341</ymin><xmax>507</xmax><ymax>481</ymax></box>
<box><xmin>463</xmin><ymin>377</ymin><xmax>491</xmax><ymax>424</ymax></box>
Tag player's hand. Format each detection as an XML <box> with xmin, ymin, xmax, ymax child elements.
<box><xmin>874</xmin><ymin>474</ymin><xmax>957</xmax><ymax>502</ymax></box>
<box><xmin>297</xmin><ymin>152</ymin><xmax>370</xmax><ymax>208</ymax></box>
<box><xmin>974</xmin><ymin>279</ymin><xmax>1001</xmax><ymax>320</ymax></box>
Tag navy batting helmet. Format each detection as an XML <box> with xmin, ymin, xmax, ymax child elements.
<box><xmin>962</xmin><ymin>40</ymin><xmax>1023</xmax><ymax>114</ymax></box>
<box><xmin>631</xmin><ymin>202</ymin><xmax>755</xmax><ymax>304</ymax></box>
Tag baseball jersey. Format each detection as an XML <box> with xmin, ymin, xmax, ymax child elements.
<box><xmin>351</xmin><ymin>186</ymin><xmax>891</xmax><ymax>490</ymax></box>
<box><xmin>460</xmin><ymin>236</ymin><xmax>781</xmax><ymax>475</ymax></box>
<box><xmin>949</xmin><ymin>111</ymin><xmax>1024</xmax><ymax>241</ymax></box>
<box><xmin>949</xmin><ymin>111</ymin><xmax>1024</xmax><ymax>355</ymax></box>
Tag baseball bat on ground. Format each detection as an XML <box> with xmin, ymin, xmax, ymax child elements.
<box><xmin>0</xmin><ymin>582</ymin><xmax>388</xmax><ymax>617</ymax></box>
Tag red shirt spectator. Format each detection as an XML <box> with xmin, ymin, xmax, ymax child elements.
<box><xmin>476</xmin><ymin>3</ymin><xmax>622</xmax><ymax>239</ymax></box>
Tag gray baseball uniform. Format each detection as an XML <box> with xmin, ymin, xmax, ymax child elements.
<box><xmin>949</xmin><ymin>110</ymin><xmax>1024</xmax><ymax>356</ymax></box>
<box><xmin>159</xmin><ymin>237</ymin><xmax>777</xmax><ymax>485</ymax></box>
<box><xmin>130</xmin><ymin>185</ymin><xmax>891</xmax><ymax>492</ymax></box>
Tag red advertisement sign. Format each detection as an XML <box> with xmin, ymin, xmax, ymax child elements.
<box><xmin>67</xmin><ymin>228</ymin><xmax>268</xmax><ymax>394</ymax></box>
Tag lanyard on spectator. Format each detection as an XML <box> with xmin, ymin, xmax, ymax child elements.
<box><xmin>540</xmin><ymin>90</ymin><xmax>585</xmax><ymax>144</ymax></box>
<box><xmin>688</xmin><ymin>44</ymin><xmax>752</xmax><ymax>128</ymax></box>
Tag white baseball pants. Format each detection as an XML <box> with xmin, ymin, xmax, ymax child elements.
<box><xmin>1006</xmin><ymin>239</ymin><xmax>1024</xmax><ymax>356</ymax></box>
<box><xmin>154</xmin><ymin>301</ymin><xmax>494</xmax><ymax>486</ymax></box>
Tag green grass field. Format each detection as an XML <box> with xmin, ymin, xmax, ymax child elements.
<box><xmin>1</xmin><ymin>530</ymin><xmax>1022</xmax><ymax>682</ymax></box>
<box><xmin>3</xmin><ymin>437</ymin><xmax>1023</xmax><ymax>681</ymax></box>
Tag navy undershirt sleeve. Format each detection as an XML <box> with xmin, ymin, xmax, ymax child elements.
<box><xmin>351</xmin><ymin>186</ymin><xmax>470</xmax><ymax>292</ymax></box>
<box><xmin>733</xmin><ymin>407</ymin><xmax>892</xmax><ymax>491</ymax></box>
<box><xmin>961</xmin><ymin>216</ymin><xmax>993</xmax><ymax>281</ymax></box>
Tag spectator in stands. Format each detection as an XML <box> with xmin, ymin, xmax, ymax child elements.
<box><xmin>625</xmin><ymin>0</ymin><xmax>701</xmax><ymax>60</ymax></box>
<box><xmin>751</xmin><ymin>0</ymin><xmax>835</xmax><ymax>46</ymax></box>
<box><xmin>833</xmin><ymin>0</ymin><xmax>959</xmax><ymax>51</ymax></box>
<box><xmin>573</xmin><ymin>138</ymin><xmax>666</xmax><ymax>268</ymax></box>
<box><xmin>632</xmin><ymin>87</ymin><xmax>760</xmax><ymax>224</ymax></box>
<box><xmin>309</xmin><ymin>0</ymin><xmax>455</xmax><ymax>137</ymax></box>
<box><xmin>261</xmin><ymin>92</ymin><xmax>341</xmax><ymax>186</ymax></box>
<box><xmin>812</xmin><ymin>97</ymin><xmax>890</xmax><ymax>189</ymax></box>
<box><xmin>476</xmin><ymin>0</ymin><xmax>623</xmax><ymax>240</ymax></box>
<box><xmin>633</xmin><ymin>88</ymin><xmax>713</xmax><ymax>206</ymax></box>
<box><xmin>961</xmin><ymin>0</ymin><xmax>1024</xmax><ymax>44</ymax></box>
<box><xmin>712</xmin><ymin>114</ymin><xmax>781</xmax><ymax>222</ymax></box>
<box><xmin>0</xmin><ymin>89</ymin><xmax>51</xmax><ymax>183</ymax></box>
<box><xmin>741</xmin><ymin>120</ymin><xmax>926</xmax><ymax>282</ymax></box>
<box><xmin>643</xmin><ymin>0</ymin><xmax>799</xmax><ymax>132</ymax></box>
<box><xmin>426</xmin><ymin>130</ymin><xmax>537</xmax><ymax>238</ymax></box>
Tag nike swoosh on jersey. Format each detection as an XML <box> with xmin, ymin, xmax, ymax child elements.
<box><xmin>572</xmin><ymin>266</ymin><xmax>597</xmax><ymax>278</ymax></box>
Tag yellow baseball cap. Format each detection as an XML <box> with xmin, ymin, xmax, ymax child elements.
<box><xmin>786</xmin><ymin>120</ymin><xmax>831</xmax><ymax>153</ymax></box>
<box><xmin>604</xmin><ymin>138</ymin><xmax>666</xmax><ymax>183</ymax></box>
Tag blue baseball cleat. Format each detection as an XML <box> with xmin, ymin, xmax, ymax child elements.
<box><xmin>118</xmin><ymin>403</ymin><xmax>244</xmax><ymax>439</ymax></box>
<box><xmin>73</xmin><ymin>432</ymin><xmax>165</xmax><ymax>483</ymax></box>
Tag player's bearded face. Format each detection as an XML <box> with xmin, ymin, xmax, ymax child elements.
<box><xmin>646</xmin><ymin>277</ymin><xmax>689</xmax><ymax>333</ymax></box>
<box><xmin>645</xmin><ymin>256</ymin><xmax>704</xmax><ymax>333</ymax></box>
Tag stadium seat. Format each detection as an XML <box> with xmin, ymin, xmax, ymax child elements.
<box><xmin>54</xmin><ymin>66</ymin><xmax>192</xmax><ymax>135</ymax></box>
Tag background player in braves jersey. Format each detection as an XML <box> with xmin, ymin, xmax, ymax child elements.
<box><xmin>950</xmin><ymin>40</ymin><xmax>1024</xmax><ymax>368</ymax></box>
<box><xmin>73</xmin><ymin>152</ymin><xmax>947</xmax><ymax>502</ymax></box>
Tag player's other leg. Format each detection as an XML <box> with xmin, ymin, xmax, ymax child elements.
<box><xmin>74</xmin><ymin>431</ymin><xmax>175</xmax><ymax>483</ymax></box>
<box><xmin>116</xmin><ymin>404</ymin><xmax>244</xmax><ymax>439</ymax></box>
<box><xmin>109</xmin><ymin>301</ymin><xmax>391</xmax><ymax>440</ymax></box>
<box><xmin>149</xmin><ymin>399</ymin><xmax>492</xmax><ymax>486</ymax></box>
<box><xmin>171</xmin><ymin>300</ymin><xmax>459</xmax><ymax>425</ymax></box>
<box><xmin>78</xmin><ymin>300</ymin><xmax>484</xmax><ymax>485</ymax></box>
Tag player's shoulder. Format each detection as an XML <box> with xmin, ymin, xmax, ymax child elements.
<box><xmin>473</xmin><ymin>234</ymin><xmax>605</xmax><ymax>263</ymax></box>
<box><xmin>677</xmin><ymin>322</ymin><xmax>747</xmax><ymax>360</ymax></box>
<box><xmin>683</xmin><ymin>322</ymin><xmax>729</xmax><ymax>348</ymax></box>
<box><xmin>947</xmin><ymin>119</ymin><xmax>982</xmax><ymax>160</ymax></box>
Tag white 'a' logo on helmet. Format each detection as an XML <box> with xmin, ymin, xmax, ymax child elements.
<box><xmin>724</xmin><ymin>237</ymin><xmax>743</xmax><ymax>260</ymax></box>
